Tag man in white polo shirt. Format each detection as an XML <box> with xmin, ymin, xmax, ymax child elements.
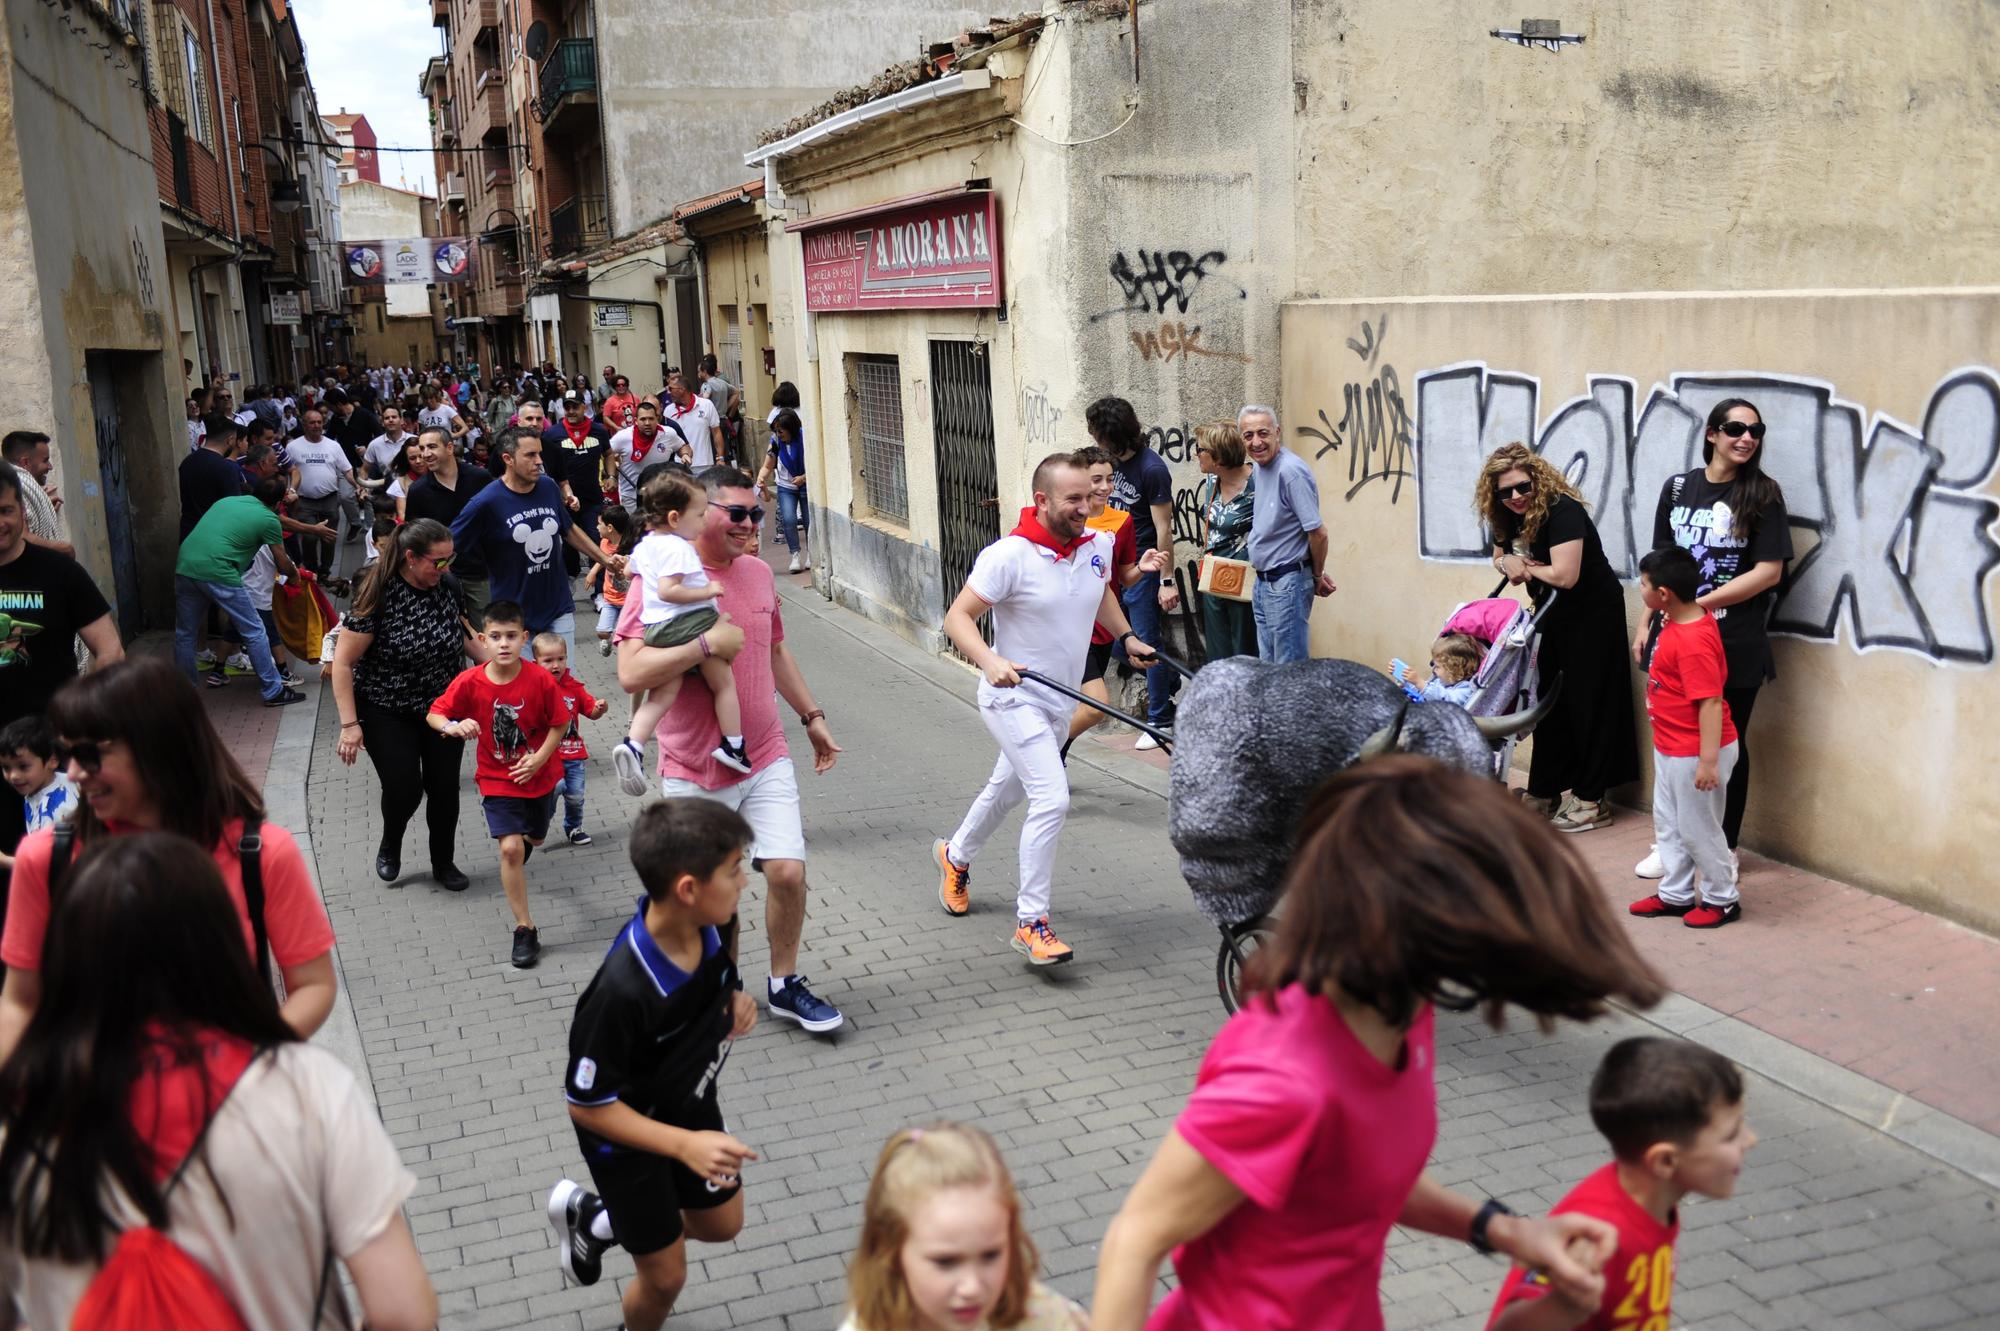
<box><xmin>934</xmin><ymin>451</ymin><xmax>1160</xmax><ymax>966</ymax></box>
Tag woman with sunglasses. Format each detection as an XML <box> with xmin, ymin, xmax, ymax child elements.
<box><xmin>0</xmin><ymin>833</ymin><xmax>437</xmax><ymax>1331</ymax></box>
<box><xmin>0</xmin><ymin>658</ymin><xmax>338</xmax><ymax>1063</ymax></box>
<box><xmin>330</xmin><ymin>518</ymin><xmax>487</xmax><ymax>892</ymax></box>
<box><xmin>1632</xmin><ymin>398</ymin><xmax>1792</xmax><ymax>876</ymax></box>
<box><xmin>1477</xmin><ymin>442</ymin><xmax>1639</xmax><ymax>832</ymax></box>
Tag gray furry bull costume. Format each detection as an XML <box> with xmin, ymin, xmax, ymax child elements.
<box><xmin>1168</xmin><ymin>658</ymin><xmax>1553</xmax><ymax>926</ymax></box>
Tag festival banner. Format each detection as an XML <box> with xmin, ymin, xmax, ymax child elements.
<box><xmin>344</xmin><ymin>237</ymin><xmax>475</xmax><ymax>285</ymax></box>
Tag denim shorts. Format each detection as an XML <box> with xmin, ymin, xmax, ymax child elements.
<box><xmin>481</xmin><ymin>789</ymin><xmax>556</xmax><ymax>841</ymax></box>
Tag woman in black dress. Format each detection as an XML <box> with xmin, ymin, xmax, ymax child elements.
<box><xmin>1477</xmin><ymin>442</ymin><xmax>1639</xmax><ymax>831</ymax></box>
<box><xmin>1631</xmin><ymin>397</ymin><xmax>1792</xmax><ymax>872</ymax></box>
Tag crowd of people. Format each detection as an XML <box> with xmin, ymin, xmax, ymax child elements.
<box><xmin>0</xmin><ymin>366</ymin><xmax>1795</xmax><ymax>1329</ymax></box>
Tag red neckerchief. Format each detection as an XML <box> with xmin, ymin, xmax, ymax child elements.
<box><xmin>1011</xmin><ymin>507</ymin><xmax>1092</xmax><ymax>559</ymax></box>
<box><xmin>631</xmin><ymin>424</ymin><xmax>659</xmax><ymax>465</ymax></box>
<box><xmin>563</xmin><ymin>416</ymin><xmax>591</xmax><ymax>447</ymax></box>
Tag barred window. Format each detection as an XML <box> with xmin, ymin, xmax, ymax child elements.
<box><xmin>852</xmin><ymin>355</ymin><xmax>907</xmax><ymax>524</ymax></box>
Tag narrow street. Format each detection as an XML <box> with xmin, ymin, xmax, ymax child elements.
<box><xmin>291</xmin><ymin>564</ymin><xmax>2000</xmax><ymax>1331</ymax></box>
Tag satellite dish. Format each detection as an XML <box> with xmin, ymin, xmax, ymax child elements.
<box><xmin>524</xmin><ymin>21</ymin><xmax>549</xmax><ymax>61</ymax></box>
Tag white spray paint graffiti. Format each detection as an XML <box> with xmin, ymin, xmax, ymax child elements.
<box><xmin>1020</xmin><ymin>382</ymin><xmax>1064</xmax><ymax>449</ymax></box>
<box><xmin>1412</xmin><ymin>364</ymin><xmax>2000</xmax><ymax>664</ymax></box>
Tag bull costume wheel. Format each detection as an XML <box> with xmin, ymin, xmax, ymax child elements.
<box><xmin>1215</xmin><ymin>916</ymin><xmax>1276</xmax><ymax>1014</ymax></box>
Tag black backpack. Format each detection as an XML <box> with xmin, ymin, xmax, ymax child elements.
<box><xmin>49</xmin><ymin>817</ymin><xmax>271</xmax><ymax>985</ymax></box>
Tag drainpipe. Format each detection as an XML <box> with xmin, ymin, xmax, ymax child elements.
<box><xmin>199</xmin><ymin>0</ymin><xmax>245</xmax><ymax>376</ymax></box>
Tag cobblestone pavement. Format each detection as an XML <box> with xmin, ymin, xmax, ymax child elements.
<box><xmin>302</xmin><ymin>573</ymin><xmax>2000</xmax><ymax>1330</ymax></box>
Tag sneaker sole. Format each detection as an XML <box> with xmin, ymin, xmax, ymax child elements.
<box><xmin>1634</xmin><ymin>865</ymin><xmax>1665</xmax><ymax>879</ymax></box>
<box><xmin>766</xmin><ymin>1001</ymin><xmax>844</xmax><ymax>1034</ymax></box>
<box><xmin>1554</xmin><ymin>814</ymin><xmax>1612</xmax><ymax>833</ymax></box>
<box><xmin>712</xmin><ymin>751</ymin><xmax>755</xmax><ymax>775</ymax></box>
<box><xmin>934</xmin><ymin>840</ymin><xmax>969</xmax><ymax>917</ymax></box>
<box><xmin>544</xmin><ymin>1180</ymin><xmax>600</xmax><ymax>1287</ymax></box>
<box><xmin>612</xmin><ymin>744</ymin><xmax>648</xmax><ymax>797</ymax></box>
<box><xmin>1011</xmin><ymin>937</ymin><xmax>1073</xmax><ymax>966</ymax></box>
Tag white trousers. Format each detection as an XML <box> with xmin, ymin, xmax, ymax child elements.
<box><xmin>1653</xmin><ymin>743</ymin><xmax>1740</xmax><ymax>908</ymax></box>
<box><xmin>948</xmin><ymin>697</ymin><xmax>1071</xmax><ymax>923</ymax></box>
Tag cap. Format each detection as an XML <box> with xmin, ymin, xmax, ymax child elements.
<box><xmin>323</xmin><ymin>387</ymin><xmax>349</xmax><ymax>405</ymax></box>
<box><xmin>563</xmin><ymin>390</ymin><xmax>581</xmax><ymax>403</ymax></box>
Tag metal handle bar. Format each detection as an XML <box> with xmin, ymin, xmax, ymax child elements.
<box><xmin>1017</xmin><ymin>670</ymin><xmax>1175</xmax><ymax>749</ymax></box>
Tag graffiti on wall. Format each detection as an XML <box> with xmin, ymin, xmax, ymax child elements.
<box><xmin>1129</xmin><ymin>321</ymin><xmax>1253</xmax><ymax>366</ymax></box>
<box><xmin>1295</xmin><ymin>316</ymin><xmax>1415</xmax><ymax>503</ymax></box>
<box><xmin>1094</xmin><ymin>249</ymin><xmax>1244</xmax><ymax>322</ymax></box>
<box><xmin>1409</xmin><ymin>363</ymin><xmax>2000</xmax><ymax>664</ymax></box>
<box><xmin>1020</xmin><ymin>382</ymin><xmax>1064</xmax><ymax>448</ymax></box>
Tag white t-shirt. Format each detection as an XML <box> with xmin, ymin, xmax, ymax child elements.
<box><xmin>417</xmin><ymin>404</ymin><xmax>461</xmax><ymax>435</ymax></box>
<box><xmin>609</xmin><ymin>424</ymin><xmax>689</xmax><ymax>509</ymax></box>
<box><xmin>362</xmin><ymin>433</ymin><xmax>407</xmax><ymax>477</ymax></box>
<box><xmin>187</xmin><ymin>419</ymin><xmax>205</xmax><ymax>452</ymax></box>
<box><xmin>0</xmin><ymin>1043</ymin><xmax>417</xmax><ymax>1331</ymax></box>
<box><xmin>244</xmin><ymin>545</ymin><xmax>279</xmax><ymax>610</ymax></box>
<box><xmin>630</xmin><ymin>530</ymin><xmax>710</xmax><ymax>625</ymax></box>
<box><xmin>288</xmin><ymin>437</ymin><xmax>346</xmax><ymax>498</ymax></box>
<box><xmin>667</xmin><ymin>396</ymin><xmax>721</xmax><ymax>467</ymax></box>
<box><xmin>966</xmin><ymin>528</ymin><xmax>1115</xmax><ymax>715</ymax></box>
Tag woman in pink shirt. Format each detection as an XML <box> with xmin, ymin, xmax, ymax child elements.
<box><xmin>1093</xmin><ymin>758</ymin><xmax>1670</xmax><ymax>1331</ymax></box>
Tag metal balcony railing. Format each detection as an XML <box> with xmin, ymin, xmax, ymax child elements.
<box><xmin>548</xmin><ymin>193</ymin><xmax>608</xmax><ymax>257</ymax></box>
<box><xmin>536</xmin><ymin>38</ymin><xmax>596</xmax><ymax>124</ymax></box>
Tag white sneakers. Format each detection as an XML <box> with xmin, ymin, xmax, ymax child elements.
<box><xmin>787</xmin><ymin>552</ymin><xmax>806</xmax><ymax>574</ymax></box>
<box><xmin>1134</xmin><ymin>731</ymin><xmax>1165</xmax><ymax>752</ymax></box>
<box><xmin>1635</xmin><ymin>844</ymin><xmax>1664</xmax><ymax>878</ymax></box>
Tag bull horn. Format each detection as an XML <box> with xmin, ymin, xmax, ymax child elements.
<box><xmin>1473</xmin><ymin>673</ymin><xmax>1563</xmax><ymax>742</ymax></box>
<box><xmin>1358</xmin><ymin>700</ymin><xmax>1410</xmax><ymax>760</ymax></box>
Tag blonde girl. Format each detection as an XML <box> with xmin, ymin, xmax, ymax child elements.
<box><xmin>843</xmin><ymin>1123</ymin><xmax>1087</xmax><ymax>1331</ymax></box>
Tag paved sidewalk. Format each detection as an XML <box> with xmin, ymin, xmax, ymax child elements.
<box><xmin>284</xmin><ymin>556</ymin><xmax>2000</xmax><ymax>1331</ymax></box>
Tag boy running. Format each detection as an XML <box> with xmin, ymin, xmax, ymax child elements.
<box><xmin>428</xmin><ymin>599</ymin><xmax>567</xmax><ymax>967</ymax></box>
<box><xmin>549</xmin><ymin>798</ymin><xmax>760</xmax><ymax>1331</ymax></box>
<box><xmin>1488</xmin><ymin>1036</ymin><xmax>1755</xmax><ymax>1331</ymax></box>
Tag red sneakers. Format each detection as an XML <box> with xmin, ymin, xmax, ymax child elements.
<box><xmin>1629</xmin><ymin>894</ymin><xmax>1693</xmax><ymax>918</ymax></box>
<box><xmin>1683</xmin><ymin>902</ymin><xmax>1741</xmax><ymax>929</ymax></box>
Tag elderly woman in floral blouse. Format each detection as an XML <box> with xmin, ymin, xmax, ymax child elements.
<box><xmin>1194</xmin><ymin>420</ymin><xmax>1257</xmax><ymax>660</ymax></box>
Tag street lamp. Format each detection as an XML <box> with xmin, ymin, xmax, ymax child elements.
<box><xmin>252</xmin><ymin>141</ymin><xmax>303</xmax><ymax>214</ymax></box>
<box><xmin>478</xmin><ymin>208</ymin><xmax>524</xmax><ymax>246</ymax></box>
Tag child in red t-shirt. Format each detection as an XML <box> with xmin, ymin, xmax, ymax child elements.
<box><xmin>1488</xmin><ymin>1037</ymin><xmax>1755</xmax><ymax>1331</ymax></box>
<box><xmin>1628</xmin><ymin>546</ymin><xmax>1742</xmax><ymax>929</ymax></box>
<box><xmin>429</xmin><ymin>600</ymin><xmax>568</xmax><ymax>969</ymax></box>
<box><xmin>534</xmin><ymin>633</ymin><xmax>610</xmax><ymax>848</ymax></box>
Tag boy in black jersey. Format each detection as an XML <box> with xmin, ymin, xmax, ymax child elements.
<box><xmin>548</xmin><ymin>798</ymin><xmax>759</xmax><ymax>1331</ymax></box>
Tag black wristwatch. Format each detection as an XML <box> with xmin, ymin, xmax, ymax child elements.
<box><xmin>1469</xmin><ymin>1198</ymin><xmax>1516</xmax><ymax>1255</ymax></box>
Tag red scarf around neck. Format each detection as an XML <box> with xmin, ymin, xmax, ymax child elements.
<box><xmin>1011</xmin><ymin>506</ymin><xmax>1092</xmax><ymax>558</ymax></box>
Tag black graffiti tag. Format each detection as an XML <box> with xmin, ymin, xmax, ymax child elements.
<box><xmin>1299</xmin><ymin>322</ymin><xmax>1415</xmax><ymax>504</ymax></box>
<box><xmin>1094</xmin><ymin>249</ymin><xmax>1241</xmax><ymax>322</ymax></box>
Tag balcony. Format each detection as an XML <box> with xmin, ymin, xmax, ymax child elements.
<box><xmin>548</xmin><ymin>193</ymin><xmax>608</xmax><ymax>257</ymax></box>
<box><xmin>469</xmin><ymin>70</ymin><xmax>506</xmax><ymax>138</ymax></box>
<box><xmin>536</xmin><ymin>38</ymin><xmax>597</xmax><ymax>136</ymax></box>
<box><xmin>434</xmin><ymin>98</ymin><xmax>458</xmax><ymax>146</ymax></box>
<box><xmin>421</xmin><ymin>56</ymin><xmax>447</xmax><ymax>95</ymax></box>
<box><xmin>431</xmin><ymin>0</ymin><xmax>448</xmax><ymax>23</ymax></box>
<box><xmin>481</xmin><ymin>155</ymin><xmax>515</xmax><ymax>195</ymax></box>
<box><xmin>443</xmin><ymin>172</ymin><xmax>467</xmax><ymax>206</ymax></box>
<box><xmin>470</xmin><ymin>0</ymin><xmax>499</xmax><ymax>38</ymax></box>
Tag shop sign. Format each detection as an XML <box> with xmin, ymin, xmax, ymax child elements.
<box><xmin>795</xmin><ymin>192</ymin><xmax>1001</xmax><ymax>313</ymax></box>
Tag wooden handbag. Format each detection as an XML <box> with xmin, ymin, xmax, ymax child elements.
<box><xmin>1198</xmin><ymin>554</ymin><xmax>1255</xmax><ymax>602</ymax></box>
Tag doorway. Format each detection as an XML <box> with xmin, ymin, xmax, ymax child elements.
<box><xmin>929</xmin><ymin>340</ymin><xmax>999</xmax><ymax>643</ymax></box>
<box><xmin>85</xmin><ymin>353</ymin><xmax>144</xmax><ymax>637</ymax></box>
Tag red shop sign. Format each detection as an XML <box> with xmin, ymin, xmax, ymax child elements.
<box><xmin>794</xmin><ymin>191</ymin><xmax>1002</xmax><ymax>313</ymax></box>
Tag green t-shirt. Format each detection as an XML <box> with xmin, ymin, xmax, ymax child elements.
<box><xmin>175</xmin><ymin>495</ymin><xmax>281</xmax><ymax>587</ymax></box>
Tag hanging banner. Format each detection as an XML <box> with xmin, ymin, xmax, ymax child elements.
<box><xmin>345</xmin><ymin>237</ymin><xmax>475</xmax><ymax>285</ymax></box>
<box><xmin>790</xmin><ymin>190</ymin><xmax>1002</xmax><ymax>312</ymax></box>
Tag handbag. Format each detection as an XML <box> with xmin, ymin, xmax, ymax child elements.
<box><xmin>1198</xmin><ymin>554</ymin><xmax>1254</xmax><ymax>603</ymax></box>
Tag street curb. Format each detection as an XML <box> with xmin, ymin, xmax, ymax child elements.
<box><xmin>778</xmin><ymin>577</ymin><xmax>2000</xmax><ymax>1189</ymax></box>
<box><xmin>774</xmin><ymin>576</ymin><xmax>1171</xmax><ymax>801</ymax></box>
<box><xmin>283</xmin><ymin>669</ymin><xmax>377</xmax><ymax>1102</ymax></box>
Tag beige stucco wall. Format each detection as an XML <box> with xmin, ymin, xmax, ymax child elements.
<box><xmin>1291</xmin><ymin>1</ymin><xmax>2000</xmax><ymax>297</ymax></box>
<box><xmin>582</xmin><ymin>244</ymin><xmax>696</xmax><ymax>391</ymax></box>
<box><xmin>1281</xmin><ymin>290</ymin><xmax>2000</xmax><ymax>929</ymax></box>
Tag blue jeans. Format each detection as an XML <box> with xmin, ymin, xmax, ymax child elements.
<box><xmin>1118</xmin><ymin>572</ymin><xmax>1178</xmax><ymax>726</ymax></box>
<box><xmin>174</xmin><ymin>575</ymin><xmax>283</xmax><ymax>699</ymax></box>
<box><xmin>1252</xmin><ymin>566</ymin><xmax>1315</xmax><ymax>664</ymax></box>
<box><xmin>774</xmin><ymin>485</ymin><xmax>807</xmax><ymax>555</ymax></box>
<box><xmin>544</xmin><ymin>610</ymin><xmax>576</xmax><ymax>661</ymax></box>
<box><xmin>559</xmin><ymin>758</ymin><xmax>587</xmax><ymax>833</ymax></box>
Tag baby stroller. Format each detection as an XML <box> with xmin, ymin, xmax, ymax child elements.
<box><xmin>1438</xmin><ymin>580</ymin><xmax>1560</xmax><ymax>781</ymax></box>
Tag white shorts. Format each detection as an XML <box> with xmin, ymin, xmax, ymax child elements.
<box><xmin>659</xmin><ymin>756</ymin><xmax>806</xmax><ymax>865</ymax></box>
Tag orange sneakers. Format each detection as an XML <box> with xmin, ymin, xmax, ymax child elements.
<box><xmin>1012</xmin><ymin>917</ymin><xmax>1074</xmax><ymax>966</ymax></box>
<box><xmin>935</xmin><ymin>839</ymin><xmax>971</xmax><ymax>916</ymax></box>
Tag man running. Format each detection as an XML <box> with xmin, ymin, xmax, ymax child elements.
<box><xmin>933</xmin><ymin>453</ymin><xmax>1159</xmax><ymax>966</ymax></box>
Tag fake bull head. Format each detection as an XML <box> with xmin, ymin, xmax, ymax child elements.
<box><xmin>1167</xmin><ymin>658</ymin><xmax>1553</xmax><ymax>927</ymax></box>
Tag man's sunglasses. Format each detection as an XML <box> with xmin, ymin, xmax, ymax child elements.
<box><xmin>1496</xmin><ymin>480</ymin><xmax>1535</xmax><ymax>500</ymax></box>
<box><xmin>1717</xmin><ymin>421</ymin><xmax>1767</xmax><ymax>440</ymax></box>
<box><xmin>54</xmin><ymin>737</ymin><xmax>111</xmax><ymax>773</ymax></box>
<box><xmin>719</xmin><ymin>504</ymin><xmax>765</xmax><ymax>526</ymax></box>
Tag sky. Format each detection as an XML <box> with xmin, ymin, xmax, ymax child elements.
<box><xmin>293</xmin><ymin>0</ymin><xmax>441</xmax><ymax>194</ymax></box>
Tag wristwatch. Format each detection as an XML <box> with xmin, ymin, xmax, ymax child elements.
<box><xmin>1160</xmin><ymin>577</ymin><xmax>1176</xmax><ymax>587</ymax></box>
<box><xmin>1469</xmin><ymin>1198</ymin><xmax>1517</xmax><ymax>1255</ymax></box>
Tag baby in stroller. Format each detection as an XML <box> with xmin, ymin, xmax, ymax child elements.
<box><xmin>1388</xmin><ymin>632</ymin><xmax>1483</xmax><ymax>705</ymax></box>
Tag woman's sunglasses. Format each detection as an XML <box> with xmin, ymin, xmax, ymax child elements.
<box><xmin>1717</xmin><ymin>421</ymin><xmax>1767</xmax><ymax>440</ymax></box>
<box><xmin>416</xmin><ymin>551</ymin><xmax>455</xmax><ymax>569</ymax></box>
<box><xmin>54</xmin><ymin>737</ymin><xmax>111</xmax><ymax>773</ymax></box>
<box><xmin>1496</xmin><ymin>480</ymin><xmax>1535</xmax><ymax>500</ymax></box>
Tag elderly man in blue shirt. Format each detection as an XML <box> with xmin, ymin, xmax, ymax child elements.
<box><xmin>1242</xmin><ymin>404</ymin><xmax>1335</xmax><ymax>663</ymax></box>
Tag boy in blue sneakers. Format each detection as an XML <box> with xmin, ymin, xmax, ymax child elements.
<box><xmin>548</xmin><ymin>798</ymin><xmax>759</xmax><ymax>1331</ymax></box>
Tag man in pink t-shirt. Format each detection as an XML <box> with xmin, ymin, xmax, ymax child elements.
<box><xmin>615</xmin><ymin>464</ymin><xmax>846</xmax><ymax>1035</ymax></box>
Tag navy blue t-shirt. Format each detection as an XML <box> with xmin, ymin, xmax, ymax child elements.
<box><xmin>1110</xmin><ymin>448</ymin><xmax>1174</xmax><ymax>552</ymax></box>
<box><xmin>178</xmin><ymin>447</ymin><xmax>246</xmax><ymax>539</ymax></box>
<box><xmin>450</xmin><ymin>475</ymin><xmax>574</xmax><ymax>630</ymax></box>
